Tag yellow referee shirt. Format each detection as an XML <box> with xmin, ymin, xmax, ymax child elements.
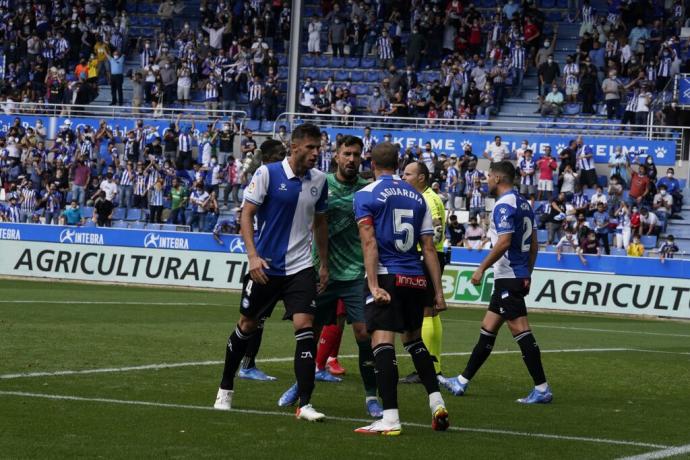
<box><xmin>422</xmin><ymin>187</ymin><xmax>446</xmax><ymax>252</ymax></box>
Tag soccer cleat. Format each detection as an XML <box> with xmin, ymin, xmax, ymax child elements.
<box><xmin>238</xmin><ymin>367</ymin><xmax>277</xmax><ymax>381</ymax></box>
<box><xmin>517</xmin><ymin>385</ymin><xmax>553</xmax><ymax>404</ymax></box>
<box><xmin>399</xmin><ymin>371</ymin><xmax>421</xmax><ymax>384</ymax></box>
<box><xmin>365</xmin><ymin>399</ymin><xmax>384</xmax><ymax>418</ymax></box>
<box><xmin>431</xmin><ymin>405</ymin><xmax>450</xmax><ymax>431</ymax></box>
<box><xmin>213</xmin><ymin>388</ymin><xmax>233</xmax><ymax>411</ymax></box>
<box><xmin>354</xmin><ymin>419</ymin><xmax>402</xmax><ymax>436</ymax></box>
<box><xmin>439</xmin><ymin>376</ymin><xmax>468</xmax><ymax>396</ymax></box>
<box><xmin>277</xmin><ymin>383</ymin><xmax>299</xmax><ymax>407</ymax></box>
<box><xmin>315</xmin><ymin>369</ymin><xmax>342</xmax><ymax>382</ymax></box>
<box><xmin>326</xmin><ymin>357</ymin><xmax>346</xmax><ymax>375</ymax></box>
<box><xmin>295</xmin><ymin>404</ymin><xmax>326</xmax><ymax>422</ymax></box>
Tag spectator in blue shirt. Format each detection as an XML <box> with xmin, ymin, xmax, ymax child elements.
<box><xmin>105</xmin><ymin>49</ymin><xmax>125</xmax><ymax>106</ymax></box>
<box><xmin>61</xmin><ymin>200</ymin><xmax>83</xmax><ymax>226</ymax></box>
<box><xmin>658</xmin><ymin>235</ymin><xmax>679</xmax><ymax>263</ymax></box>
<box><xmin>592</xmin><ymin>202</ymin><xmax>610</xmax><ymax>255</ymax></box>
<box><xmin>656</xmin><ymin>167</ymin><xmax>683</xmax><ymax>216</ymax></box>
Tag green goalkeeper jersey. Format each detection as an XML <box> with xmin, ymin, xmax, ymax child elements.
<box><xmin>313</xmin><ymin>173</ymin><xmax>369</xmax><ymax>281</ymax></box>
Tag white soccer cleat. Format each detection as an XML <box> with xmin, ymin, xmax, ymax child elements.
<box><xmin>213</xmin><ymin>388</ymin><xmax>233</xmax><ymax>411</ymax></box>
<box><xmin>295</xmin><ymin>404</ymin><xmax>326</xmax><ymax>422</ymax></box>
<box><xmin>354</xmin><ymin>418</ymin><xmax>402</xmax><ymax>436</ymax></box>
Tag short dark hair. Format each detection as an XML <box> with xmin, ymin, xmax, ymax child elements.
<box><xmin>336</xmin><ymin>135</ymin><xmax>363</xmax><ymax>150</ymax></box>
<box><xmin>291</xmin><ymin>123</ymin><xmax>321</xmax><ymax>142</ymax></box>
<box><xmin>260</xmin><ymin>139</ymin><xmax>286</xmax><ymax>164</ymax></box>
<box><xmin>415</xmin><ymin>161</ymin><xmax>431</xmax><ymax>186</ymax></box>
<box><xmin>489</xmin><ymin>160</ymin><xmax>516</xmax><ymax>183</ymax></box>
<box><xmin>371</xmin><ymin>142</ymin><xmax>399</xmax><ymax>170</ymax></box>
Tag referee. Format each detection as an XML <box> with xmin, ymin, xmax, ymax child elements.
<box><xmin>214</xmin><ymin>124</ymin><xmax>330</xmax><ymax>422</ymax></box>
<box><xmin>401</xmin><ymin>162</ymin><xmax>447</xmax><ymax>382</ymax></box>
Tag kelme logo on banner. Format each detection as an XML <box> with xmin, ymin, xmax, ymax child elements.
<box><xmin>443</xmin><ymin>268</ymin><xmax>494</xmax><ymax>303</ymax></box>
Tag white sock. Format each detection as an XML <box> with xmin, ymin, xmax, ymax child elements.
<box><xmin>457</xmin><ymin>374</ymin><xmax>469</xmax><ymax>384</ymax></box>
<box><xmin>428</xmin><ymin>391</ymin><xmax>444</xmax><ymax>412</ymax></box>
<box><xmin>382</xmin><ymin>408</ymin><xmax>400</xmax><ymax>424</ymax></box>
<box><xmin>365</xmin><ymin>396</ymin><xmax>378</xmax><ymax>403</ymax></box>
<box><xmin>535</xmin><ymin>382</ymin><xmax>549</xmax><ymax>392</ymax></box>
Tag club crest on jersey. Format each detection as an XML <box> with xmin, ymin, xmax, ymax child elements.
<box><xmin>310</xmin><ymin>186</ymin><xmax>318</xmax><ymax>196</ymax></box>
<box><xmin>279</xmin><ymin>183</ymin><xmax>287</xmax><ymax>191</ymax></box>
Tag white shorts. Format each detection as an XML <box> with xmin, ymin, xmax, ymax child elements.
<box><xmin>308</xmin><ymin>37</ymin><xmax>320</xmax><ymax>53</ymax></box>
<box><xmin>566</xmin><ymin>82</ymin><xmax>579</xmax><ymax>96</ymax></box>
<box><xmin>538</xmin><ymin>179</ymin><xmax>554</xmax><ymax>191</ymax></box>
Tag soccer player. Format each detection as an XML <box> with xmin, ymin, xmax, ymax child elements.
<box><xmin>214</xmin><ymin>124</ymin><xmax>329</xmax><ymax>422</ymax></box>
<box><xmin>277</xmin><ymin>135</ymin><xmax>384</xmax><ymax>417</ymax></box>
<box><xmin>400</xmin><ymin>161</ymin><xmax>447</xmax><ymax>383</ymax></box>
<box><xmin>443</xmin><ymin>161</ymin><xmax>552</xmax><ymax>404</ymax></box>
<box><xmin>353</xmin><ymin>142</ymin><xmax>449</xmax><ymax>435</ymax></box>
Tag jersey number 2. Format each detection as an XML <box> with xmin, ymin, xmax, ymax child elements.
<box><xmin>521</xmin><ymin>216</ymin><xmax>532</xmax><ymax>252</ymax></box>
<box><xmin>393</xmin><ymin>209</ymin><xmax>414</xmax><ymax>252</ymax></box>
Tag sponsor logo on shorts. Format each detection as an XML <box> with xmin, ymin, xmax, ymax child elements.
<box><xmin>395</xmin><ymin>274</ymin><xmax>427</xmax><ymax>289</ymax></box>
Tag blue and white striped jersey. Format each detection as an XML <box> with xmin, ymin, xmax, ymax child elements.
<box><xmin>353</xmin><ymin>175</ymin><xmax>433</xmax><ymax>276</ymax></box>
<box><xmin>488</xmin><ymin>190</ymin><xmax>534</xmax><ymax>279</ymax></box>
<box><xmin>244</xmin><ymin>158</ymin><xmax>328</xmax><ymax>276</ymax></box>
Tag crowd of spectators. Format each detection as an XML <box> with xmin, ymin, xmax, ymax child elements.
<box><xmin>296</xmin><ymin>0</ymin><xmax>689</xmax><ymax>125</ymax></box>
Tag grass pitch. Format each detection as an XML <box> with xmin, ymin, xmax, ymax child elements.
<box><xmin>1</xmin><ymin>279</ymin><xmax>689</xmax><ymax>459</ymax></box>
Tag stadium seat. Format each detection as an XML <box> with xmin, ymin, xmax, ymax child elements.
<box><xmin>350</xmin><ymin>70</ymin><xmax>364</xmax><ymax>82</ymax></box>
<box><xmin>346</xmin><ymin>57</ymin><xmax>360</xmax><ymax>68</ymax></box>
<box><xmin>316</xmin><ymin>55</ymin><xmax>331</xmax><ymax>67</ymax></box>
<box><xmin>160</xmin><ymin>224</ymin><xmax>178</xmax><ymax>231</ymax></box>
<box><xmin>302</xmin><ymin>55</ymin><xmax>315</xmax><ymax>67</ymax></box>
<box><xmin>305</xmin><ymin>69</ymin><xmax>319</xmax><ymax>80</ymax></box>
<box><xmin>278</xmin><ymin>54</ymin><xmax>288</xmax><ymax>66</ymax></box>
<box><xmin>130</xmin><ymin>221</ymin><xmax>146</xmax><ymax>230</ymax></box>
<box><xmin>112</xmin><ymin>220</ymin><xmax>128</xmax><ymax>229</ymax></box>
<box><xmin>365</xmin><ymin>72</ymin><xmax>379</xmax><ymax>82</ymax></box>
<box><xmin>331</xmin><ymin>57</ymin><xmax>345</xmax><ymax>67</ymax></box>
<box><xmin>81</xmin><ymin>207</ymin><xmax>94</xmax><ymax>219</ymax></box>
<box><xmin>318</xmin><ymin>69</ymin><xmax>331</xmax><ymax>80</ymax></box>
<box><xmin>546</xmin><ymin>11</ymin><xmax>561</xmax><ymax>21</ymax></box>
<box><xmin>361</xmin><ymin>57</ymin><xmax>376</xmax><ymax>68</ymax></box>
<box><xmin>543</xmin><ymin>245</ymin><xmax>558</xmax><ymax>252</ymax></box>
<box><xmin>597</xmin><ymin>175</ymin><xmax>608</xmax><ymax>187</ymax></box>
<box><xmin>83</xmin><ymin>220</ymin><xmax>97</xmax><ymax>228</ymax></box>
<box><xmin>246</xmin><ymin>120</ymin><xmax>261</xmax><ymax>131</ymax></box>
<box><xmin>611</xmin><ymin>247</ymin><xmax>627</xmax><ymax>256</ymax></box>
<box><xmin>125</xmin><ymin>208</ymin><xmax>142</xmax><ymax>221</ymax></box>
<box><xmin>262</xmin><ymin>121</ymin><xmax>275</xmax><ymax>133</ymax></box>
<box><xmin>640</xmin><ymin>235</ymin><xmax>658</xmax><ymax>249</ymax></box>
<box><xmin>145</xmin><ymin>224</ymin><xmax>162</xmax><ymax>230</ymax></box>
<box><xmin>564</xmin><ymin>104</ymin><xmax>581</xmax><ymax>116</ymax></box>
<box><xmin>537</xmin><ymin>229</ymin><xmax>548</xmax><ymax>244</ymax></box>
<box><xmin>112</xmin><ymin>207</ymin><xmax>126</xmax><ymax>220</ymax></box>
<box><xmin>335</xmin><ymin>70</ymin><xmax>349</xmax><ymax>80</ymax></box>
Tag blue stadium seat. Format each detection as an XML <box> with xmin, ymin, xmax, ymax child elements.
<box><xmin>546</xmin><ymin>12</ymin><xmax>561</xmax><ymax>22</ymax></box>
<box><xmin>83</xmin><ymin>220</ymin><xmax>97</xmax><ymax>228</ymax></box>
<box><xmin>564</xmin><ymin>103</ymin><xmax>581</xmax><ymax>116</ymax></box>
<box><xmin>597</xmin><ymin>175</ymin><xmax>608</xmax><ymax>187</ymax></box>
<box><xmin>262</xmin><ymin>121</ymin><xmax>276</xmax><ymax>133</ymax></box>
<box><xmin>537</xmin><ymin>229</ymin><xmax>548</xmax><ymax>244</ymax></box>
<box><xmin>316</xmin><ymin>55</ymin><xmax>331</xmax><ymax>67</ymax></box>
<box><xmin>112</xmin><ymin>207</ymin><xmax>126</xmax><ymax>220</ymax></box>
<box><xmin>350</xmin><ymin>70</ymin><xmax>364</xmax><ymax>82</ymax></box>
<box><xmin>112</xmin><ymin>220</ymin><xmax>128</xmax><ymax>229</ymax></box>
<box><xmin>335</xmin><ymin>70</ymin><xmax>349</xmax><ymax>80</ymax></box>
<box><xmin>640</xmin><ymin>235</ymin><xmax>657</xmax><ymax>249</ymax></box>
<box><xmin>331</xmin><ymin>57</ymin><xmax>345</xmax><ymax>67</ymax></box>
<box><xmin>611</xmin><ymin>247</ymin><xmax>627</xmax><ymax>256</ymax></box>
<box><xmin>305</xmin><ymin>69</ymin><xmax>319</xmax><ymax>80</ymax></box>
<box><xmin>365</xmin><ymin>72</ymin><xmax>379</xmax><ymax>82</ymax></box>
<box><xmin>302</xmin><ymin>55</ymin><xmax>316</xmax><ymax>67</ymax></box>
<box><xmin>145</xmin><ymin>224</ymin><xmax>162</xmax><ymax>230</ymax></box>
<box><xmin>246</xmin><ymin>120</ymin><xmax>261</xmax><ymax>131</ymax></box>
<box><xmin>317</xmin><ymin>69</ymin><xmax>331</xmax><ymax>80</ymax></box>
<box><xmin>130</xmin><ymin>221</ymin><xmax>146</xmax><ymax>230</ymax></box>
<box><xmin>81</xmin><ymin>206</ymin><xmax>94</xmax><ymax>219</ymax></box>
<box><xmin>361</xmin><ymin>57</ymin><xmax>376</xmax><ymax>68</ymax></box>
<box><xmin>346</xmin><ymin>57</ymin><xmax>360</xmax><ymax>68</ymax></box>
<box><xmin>125</xmin><ymin>208</ymin><xmax>142</xmax><ymax>221</ymax></box>
<box><xmin>278</xmin><ymin>54</ymin><xmax>288</xmax><ymax>66</ymax></box>
<box><xmin>160</xmin><ymin>224</ymin><xmax>178</xmax><ymax>231</ymax></box>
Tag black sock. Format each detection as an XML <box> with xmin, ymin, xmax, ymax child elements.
<box><xmin>372</xmin><ymin>343</ymin><xmax>398</xmax><ymax>410</ymax></box>
<box><xmin>241</xmin><ymin>319</ymin><xmax>265</xmax><ymax>370</ymax></box>
<box><xmin>357</xmin><ymin>339</ymin><xmax>378</xmax><ymax>397</ymax></box>
<box><xmin>403</xmin><ymin>339</ymin><xmax>440</xmax><ymax>395</ymax></box>
<box><xmin>461</xmin><ymin>328</ymin><xmax>497</xmax><ymax>381</ymax></box>
<box><xmin>220</xmin><ymin>324</ymin><xmax>254</xmax><ymax>390</ymax></box>
<box><xmin>514</xmin><ymin>330</ymin><xmax>547</xmax><ymax>386</ymax></box>
<box><xmin>294</xmin><ymin>327</ymin><xmax>316</xmax><ymax>407</ymax></box>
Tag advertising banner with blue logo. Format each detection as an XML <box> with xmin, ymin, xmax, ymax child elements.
<box><xmin>324</xmin><ymin>127</ymin><xmax>676</xmax><ymax>165</ymax></box>
<box><xmin>679</xmin><ymin>74</ymin><xmax>690</xmax><ymax>106</ymax></box>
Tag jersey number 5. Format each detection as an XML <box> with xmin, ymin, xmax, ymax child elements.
<box><xmin>521</xmin><ymin>216</ymin><xmax>532</xmax><ymax>252</ymax></box>
<box><xmin>393</xmin><ymin>208</ymin><xmax>414</xmax><ymax>252</ymax></box>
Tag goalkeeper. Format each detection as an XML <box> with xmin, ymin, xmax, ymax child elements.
<box><xmin>400</xmin><ymin>162</ymin><xmax>448</xmax><ymax>383</ymax></box>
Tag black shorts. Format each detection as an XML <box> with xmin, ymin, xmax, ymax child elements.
<box><xmin>364</xmin><ymin>274</ymin><xmax>428</xmax><ymax>333</ymax></box>
<box><xmin>239</xmin><ymin>267</ymin><xmax>317</xmax><ymax>321</ymax></box>
<box><xmin>422</xmin><ymin>252</ymin><xmax>446</xmax><ymax>308</ymax></box>
<box><xmin>580</xmin><ymin>169</ymin><xmax>598</xmax><ymax>188</ymax></box>
<box><xmin>488</xmin><ymin>278</ymin><xmax>531</xmax><ymax>321</ymax></box>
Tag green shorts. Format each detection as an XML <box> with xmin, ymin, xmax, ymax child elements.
<box><xmin>315</xmin><ymin>279</ymin><xmax>366</xmax><ymax>326</ymax></box>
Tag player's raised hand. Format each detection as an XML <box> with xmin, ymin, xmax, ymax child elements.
<box><xmin>372</xmin><ymin>287</ymin><xmax>391</xmax><ymax>304</ymax></box>
<box><xmin>470</xmin><ymin>267</ymin><xmax>484</xmax><ymax>285</ymax></box>
<box><xmin>248</xmin><ymin>255</ymin><xmax>270</xmax><ymax>284</ymax></box>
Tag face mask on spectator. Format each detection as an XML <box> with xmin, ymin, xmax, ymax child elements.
<box><xmin>544</xmin><ymin>41</ymin><xmax>550</xmax><ymax>48</ymax></box>
<box><xmin>660</xmin><ymin>189</ymin><xmax>667</xmax><ymax>196</ymax></box>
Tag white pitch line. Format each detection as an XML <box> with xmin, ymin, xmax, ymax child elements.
<box><xmin>0</xmin><ymin>390</ymin><xmax>669</xmax><ymax>450</ymax></box>
<box><xmin>0</xmin><ymin>348</ymin><xmax>630</xmax><ymax>380</ymax></box>
<box><xmin>443</xmin><ymin>319</ymin><xmax>690</xmax><ymax>338</ymax></box>
<box><xmin>617</xmin><ymin>443</ymin><xmax>690</xmax><ymax>459</ymax></box>
<box><xmin>0</xmin><ymin>300</ymin><xmax>225</xmax><ymax>306</ymax></box>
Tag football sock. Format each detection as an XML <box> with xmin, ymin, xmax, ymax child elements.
<box><xmin>461</xmin><ymin>327</ymin><xmax>497</xmax><ymax>381</ymax></box>
<box><xmin>220</xmin><ymin>324</ymin><xmax>254</xmax><ymax>390</ymax></box>
<box><xmin>241</xmin><ymin>319</ymin><xmax>265</xmax><ymax>370</ymax></box>
<box><xmin>315</xmin><ymin>324</ymin><xmax>338</xmax><ymax>370</ymax></box>
<box><xmin>404</xmin><ymin>339</ymin><xmax>440</xmax><ymax>395</ymax></box>
<box><xmin>357</xmin><ymin>339</ymin><xmax>378</xmax><ymax>397</ymax></box>
<box><xmin>329</xmin><ymin>322</ymin><xmax>345</xmax><ymax>359</ymax></box>
<box><xmin>372</xmin><ymin>343</ymin><xmax>398</xmax><ymax>410</ymax></box>
<box><xmin>431</xmin><ymin>315</ymin><xmax>444</xmax><ymax>373</ymax></box>
<box><xmin>536</xmin><ymin>382</ymin><xmax>549</xmax><ymax>392</ymax></box>
<box><xmin>514</xmin><ymin>329</ymin><xmax>547</xmax><ymax>386</ymax></box>
<box><xmin>294</xmin><ymin>327</ymin><xmax>317</xmax><ymax>407</ymax></box>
